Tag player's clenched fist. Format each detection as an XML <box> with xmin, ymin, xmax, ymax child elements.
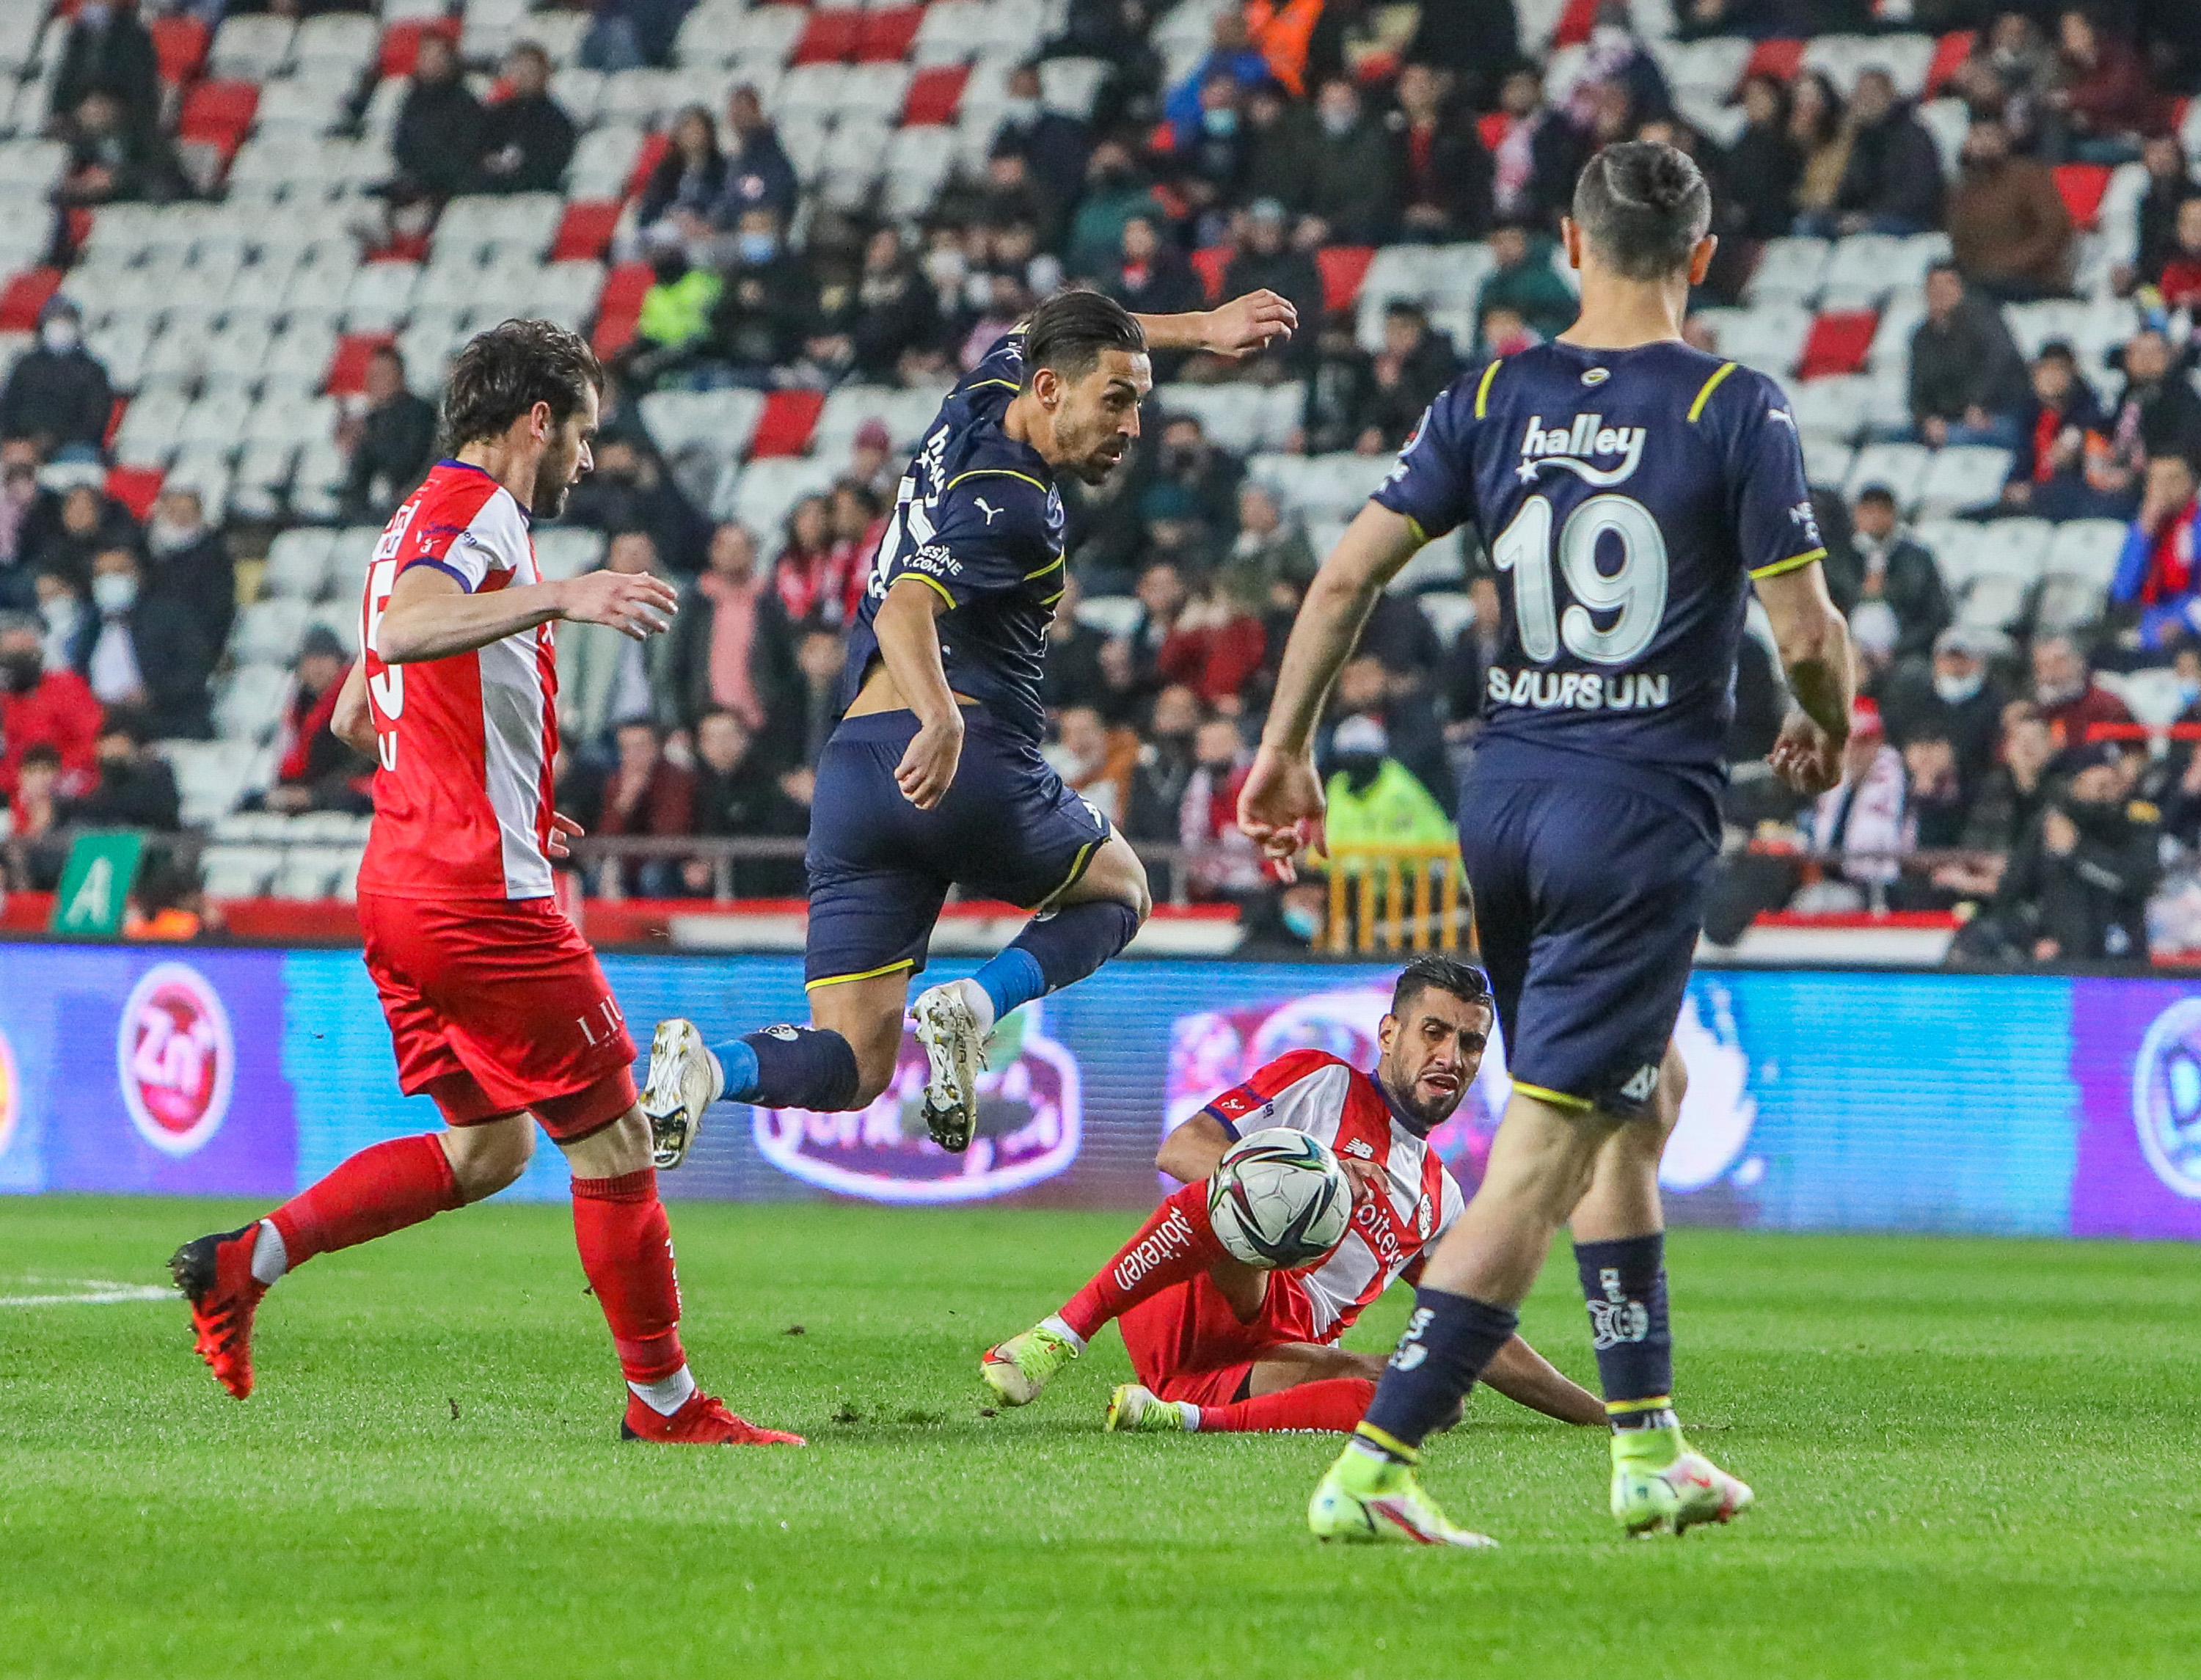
<box><xmin>1235</xmin><ymin>742</ymin><xmax>1327</xmax><ymax>883</ymax></box>
<box><xmin>555</xmin><ymin>570</ymin><xmax>679</xmax><ymax>640</ymax></box>
<box><xmin>895</xmin><ymin>713</ymin><xmax>965</xmax><ymax>811</ymax></box>
<box><xmin>1768</xmin><ymin>707</ymin><xmax>1845</xmax><ymax>795</ymax></box>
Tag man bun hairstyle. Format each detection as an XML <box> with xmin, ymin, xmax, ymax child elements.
<box><xmin>1390</xmin><ymin>954</ymin><xmax>1492</xmax><ymax>1019</ymax></box>
<box><xmin>440</xmin><ymin>318</ymin><xmax>604</xmax><ymax>453</ymax></box>
<box><xmin>1572</xmin><ymin>140</ymin><xmax>1712</xmax><ymax>281</ymax></box>
<box><xmin>1022</xmin><ymin>288</ymin><xmax>1146</xmax><ymax>390</ymax></box>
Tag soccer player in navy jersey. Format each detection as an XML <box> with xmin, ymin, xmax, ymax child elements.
<box><xmin>641</xmin><ymin>287</ymin><xmax>1296</xmax><ymax>1158</ymax></box>
<box><xmin>1240</xmin><ymin>142</ymin><xmax>1856</xmax><ymax>1546</ymax></box>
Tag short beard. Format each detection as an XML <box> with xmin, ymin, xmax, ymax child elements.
<box><xmin>1379</xmin><ymin>1059</ymin><xmax>1462</xmax><ymax>1133</ymax></box>
<box><xmin>533</xmin><ymin>472</ymin><xmax>571</xmax><ymax>518</ymax></box>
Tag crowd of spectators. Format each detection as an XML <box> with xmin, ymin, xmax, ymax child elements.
<box><xmin>5</xmin><ymin>0</ymin><xmax>2201</xmax><ymax>964</ymax></box>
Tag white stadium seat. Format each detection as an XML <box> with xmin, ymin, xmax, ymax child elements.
<box><xmin>1916</xmin><ymin>446</ymin><xmax>2014</xmax><ymax>516</ymax></box>
<box><xmin>264</xmin><ymin>527</ymin><xmax>340</xmax><ymax>601</ymax></box>
<box><xmin>2044</xmin><ymin>519</ymin><xmax>2129</xmax><ymax>589</ymax></box>
<box><xmin>1844</xmin><ymin>441</ymin><xmax>1932</xmax><ymax>509</ymax></box>
<box><xmin>1744</xmin><ymin>238</ymin><xmax>1830</xmax><ymax>307</ymax></box>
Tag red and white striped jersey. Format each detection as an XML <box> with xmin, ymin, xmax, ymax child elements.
<box><xmin>1203</xmin><ymin>1048</ymin><xmax>1465</xmax><ymax>1341</ymax></box>
<box><xmin>356</xmin><ymin>461</ymin><xmax>559</xmax><ymax>902</ymax></box>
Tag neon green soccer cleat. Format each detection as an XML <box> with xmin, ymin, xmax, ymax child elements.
<box><xmin>980</xmin><ymin>1322</ymin><xmax>1079</xmax><ymax>1406</ymax></box>
<box><xmin>1105</xmin><ymin>1384</ymin><xmax>1197</xmax><ymax>1433</ymax></box>
<box><xmin>1307</xmin><ymin>1446</ymin><xmax>1497</xmax><ymax>1549</ymax></box>
<box><xmin>1610</xmin><ymin>1438</ymin><xmax>1755</xmax><ymax>1537</ymax></box>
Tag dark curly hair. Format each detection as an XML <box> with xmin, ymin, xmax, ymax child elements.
<box><xmin>439</xmin><ymin>318</ymin><xmax>603</xmax><ymax>453</ymax></box>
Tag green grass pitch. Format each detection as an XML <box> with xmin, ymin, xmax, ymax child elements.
<box><xmin>4</xmin><ymin>1196</ymin><xmax>2200</xmax><ymax>1679</ymax></box>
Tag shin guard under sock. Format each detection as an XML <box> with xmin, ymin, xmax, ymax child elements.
<box><xmin>571</xmin><ymin>1167</ymin><xmax>687</xmax><ymax>1384</ymax></box>
<box><xmin>266</xmin><ymin>1133</ymin><xmax>464</xmax><ymax>1271</ymax></box>
<box><xmin>1199</xmin><ymin>1378</ymin><xmax>1375</xmax><ymax>1434</ymax></box>
<box><xmin>1058</xmin><ymin>1183</ymin><xmax>1227</xmax><ymax>1343</ymax></box>
<box><xmin>1356</xmin><ymin>1288</ymin><xmax>1519</xmax><ymax>1458</ymax></box>
<box><xmin>1574</xmin><ymin>1232</ymin><xmax>1674</xmax><ymax>1428</ymax></box>
<box><xmin>717</xmin><ymin>1025</ymin><xmax>862</xmax><ymax>1111</ymax></box>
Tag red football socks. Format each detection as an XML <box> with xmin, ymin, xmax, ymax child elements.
<box><xmin>266</xmin><ymin>1133</ymin><xmax>464</xmax><ymax>1269</ymax></box>
<box><xmin>570</xmin><ymin>1167</ymin><xmax>687</xmax><ymax>1384</ymax></box>
<box><xmin>1197</xmin><ymin>1378</ymin><xmax>1376</xmax><ymax>1434</ymax></box>
<box><xmin>1059</xmin><ymin>1183</ymin><xmax>1228</xmax><ymax>1343</ymax></box>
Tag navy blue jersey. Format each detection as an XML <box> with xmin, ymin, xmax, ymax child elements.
<box><xmin>839</xmin><ymin>330</ymin><xmax>1067</xmax><ymax>745</ymax></box>
<box><xmin>1374</xmin><ymin>340</ymin><xmax>1823</xmax><ymax>814</ymax></box>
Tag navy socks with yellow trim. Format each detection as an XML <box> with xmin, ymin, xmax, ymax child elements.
<box><xmin>1574</xmin><ymin>1232</ymin><xmax>1675</xmax><ymax>1430</ymax></box>
<box><xmin>1352</xmin><ymin>1287</ymin><xmax>1520</xmax><ymax>1461</ymax></box>
<box><xmin>712</xmin><ymin>1026</ymin><xmax>861</xmax><ymax>1111</ymax></box>
<box><xmin>979</xmin><ymin>901</ymin><xmax>1140</xmax><ymax>1020</ymax></box>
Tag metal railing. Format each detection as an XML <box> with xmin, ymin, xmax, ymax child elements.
<box><xmin>1324</xmin><ymin>842</ymin><xmax>1468</xmax><ymax>954</ymax></box>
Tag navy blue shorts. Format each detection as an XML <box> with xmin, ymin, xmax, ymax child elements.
<box><xmin>803</xmin><ymin>709</ymin><xmax>1111</xmax><ymax>990</ymax></box>
<box><xmin>1458</xmin><ymin>770</ymin><xmax>1715</xmax><ymax>1118</ymax></box>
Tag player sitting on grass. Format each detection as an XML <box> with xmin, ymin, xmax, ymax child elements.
<box><xmin>982</xmin><ymin>957</ymin><xmax>1603</xmax><ymax>1436</ymax></box>
<box><xmin>640</xmin><ymin>286</ymin><xmax>1297</xmax><ymax>1166</ymax></box>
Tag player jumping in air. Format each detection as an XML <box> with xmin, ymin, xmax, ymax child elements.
<box><xmin>1240</xmin><ymin>142</ymin><xmax>1855</xmax><ymax>1544</ymax></box>
<box><xmin>641</xmin><ymin>287</ymin><xmax>1296</xmax><ymax>1161</ymax></box>
<box><xmin>981</xmin><ymin>957</ymin><xmax>1602</xmax><ymax>1437</ymax></box>
<box><xmin>171</xmin><ymin>321</ymin><xmax>803</xmax><ymax>1447</ymax></box>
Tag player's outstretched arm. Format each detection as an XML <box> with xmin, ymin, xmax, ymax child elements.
<box><xmin>872</xmin><ymin>576</ymin><xmax>965</xmax><ymax>810</ymax></box>
<box><xmin>331</xmin><ymin>659</ymin><xmax>374</xmax><ymax>755</ymax></box>
<box><xmin>1753</xmin><ymin>563</ymin><xmax>1854</xmax><ymax>796</ymax></box>
<box><xmin>375</xmin><ymin>563</ymin><xmax>677</xmax><ymax>665</ymax></box>
<box><xmin>1134</xmin><ymin>290</ymin><xmax>1299</xmax><ymax>359</ymax></box>
<box><xmin>1156</xmin><ymin>1114</ymin><xmax>1235</xmax><ymax>1183</ymax></box>
<box><xmin>1478</xmin><ymin>1333</ymin><xmax>1607</xmax><ymax>1427</ymax></box>
<box><xmin>1238</xmin><ymin>503</ymin><xmax>1424</xmax><ymax>872</ymax></box>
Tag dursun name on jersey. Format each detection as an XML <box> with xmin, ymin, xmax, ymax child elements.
<box><xmin>1486</xmin><ymin>667</ymin><xmax>1673</xmax><ymax>710</ymax></box>
<box><xmin>1516</xmin><ymin>414</ymin><xmax>1649</xmax><ymax>486</ymax></box>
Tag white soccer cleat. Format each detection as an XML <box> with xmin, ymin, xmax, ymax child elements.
<box><xmin>640</xmin><ymin>1018</ymin><xmax>722</xmax><ymax>1169</ymax></box>
<box><xmin>910</xmin><ymin>981</ymin><xmax>988</xmax><ymax>1153</ymax></box>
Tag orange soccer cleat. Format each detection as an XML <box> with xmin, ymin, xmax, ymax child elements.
<box><xmin>619</xmin><ymin>1389</ymin><xmax>806</xmax><ymax>1446</ymax></box>
<box><xmin>169</xmin><ymin>1224</ymin><xmax>267</xmax><ymax>1400</ymax></box>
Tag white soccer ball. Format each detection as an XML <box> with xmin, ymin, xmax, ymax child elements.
<box><xmin>1207</xmin><ymin>1127</ymin><xmax>1352</xmax><ymax>1269</ymax></box>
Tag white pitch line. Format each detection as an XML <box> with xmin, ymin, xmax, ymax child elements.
<box><xmin>0</xmin><ymin>1278</ymin><xmax>175</xmax><ymax>1307</ymax></box>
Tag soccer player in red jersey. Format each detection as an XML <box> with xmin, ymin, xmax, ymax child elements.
<box><xmin>170</xmin><ymin>320</ymin><xmax>801</xmax><ymax>1447</ymax></box>
<box><xmin>982</xmin><ymin>957</ymin><xmax>1602</xmax><ymax>1435</ymax></box>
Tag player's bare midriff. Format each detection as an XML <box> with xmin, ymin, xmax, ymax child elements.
<box><xmin>842</xmin><ymin>664</ymin><xmax>980</xmax><ymax>719</ymax></box>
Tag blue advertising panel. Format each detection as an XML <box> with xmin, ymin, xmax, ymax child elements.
<box><xmin>0</xmin><ymin>941</ymin><xmax>2191</xmax><ymax>1241</ymax></box>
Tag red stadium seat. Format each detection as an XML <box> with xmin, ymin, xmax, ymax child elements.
<box><xmin>179</xmin><ymin>80</ymin><xmax>258</xmax><ymax>149</ymax></box>
<box><xmin>325</xmin><ymin>332</ymin><xmax>395</xmax><ymax>398</ymax></box>
<box><xmin>1745</xmin><ymin>39</ymin><xmax>1806</xmax><ymax>87</ymax></box>
<box><xmin>2053</xmin><ymin>163</ymin><xmax>2112</xmax><ymax>229</ymax></box>
<box><xmin>106</xmin><ymin>465</ymin><xmax>164</xmax><ymax>522</ymax></box>
<box><xmin>1190</xmin><ymin>246</ymin><xmax>1229</xmax><ymax>302</ymax></box>
<box><xmin>591</xmin><ymin>261</ymin><xmax>654</xmax><ymax>359</ymax></box>
<box><xmin>1797</xmin><ymin>310</ymin><xmax>1878</xmax><ymax>379</ymax></box>
<box><xmin>748</xmin><ymin>390</ymin><xmax>825</xmax><ymax>459</ymax></box>
<box><xmin>627</xmin><ymin>131</ymin><xmax>670</xmax><ymax>202</ymax></box>
<box><xmin>793</xmin><ymin>8</ymin><xmax>864</xmax><ymax>66</ymax></box>
<box><xmin>1552</xmin><ymin>0</ymin><xmax>1599</xmax><ymax>48</ymax></box>
<box><xmin>104</xmin><ymin>396</ymin><xmax>124</xmax><ymax>450</ymax></box>
<box><xmin>150</xmin><ymin>13</ymin><xmax>210</xmax><ymax>86</ymax></box>
<box><xmin>553</xmin><ymin>200</ymin><xmax>622</xmax><ymax>262</ymax></box>
<box><xmin>1477</xmin><ymin>112</ymin><xmax>1507</xmax><ymax>152</ymax></box>
<box><xmin>0</xmin><ymin>268</ymin><xmax>62</xmax><ymax>333</ymax></box>
<box><xmin>381</xmin><ymin>18</ymin><xmax>461</xmax><ymax>80</ymax></box>
<box><xmin>858</xmin><ymin>7</ymin><xmax>924</xmax><ymax>62</ymax></box>
<box><xmin>1924</xmin><ymin>31</ymin><xmax>1976</xmax><ymax>96</ymax></box>
<box><xmin>1317</xmin><ymin>245</ymin><xmax>1374</xmax><ymax>314</ymax></box>
<box><xmin>902</xmin><ymin>65</ymin><xmax>969</xmax><ymax>126</ymax></box>
<box><xmin>62</xmin><ymin>209</ymin><xmax>92</xmax><ymax>258</ymax></box>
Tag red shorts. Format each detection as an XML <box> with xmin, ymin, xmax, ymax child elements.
<box><xmin>357</xmin><ymin>891</ymin><xmax>638</xmax><ymax>1139</ymax></box>
<box><xmin>1117</xmin><ymin>1268</ymin><xmax>1325</xmax><ymax>1409</ymax></box>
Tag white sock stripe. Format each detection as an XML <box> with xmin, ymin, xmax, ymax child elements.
<box><xmin>1038</xmin><ymin>1312</ymin><xmax>1086</xmax><ymax>1354</ymax></box>
<box><xmin>629</xmin><ymin>1365</ymin><xmax>698</xmax><ymax>1417</ymax></box>
<box><xmin>249</xmin><ymin>1219</ymin><xmax>288</xmax><ymax>1287</ymax></box>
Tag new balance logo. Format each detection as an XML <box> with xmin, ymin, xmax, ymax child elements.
<box><xmin>1620</xmin><ymin>1064</ymin><xmax>1660</xmax><ymax>1102</ymax></box>
<box><xmin>1340</xmin><ymin>1138</ymin><xmax>1375</xmax><ymax>1160</ymax></box>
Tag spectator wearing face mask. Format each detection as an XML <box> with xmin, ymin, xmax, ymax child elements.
<box><xmin>33</xmin><ymin>570</ymin><xmax>91</xmax><ymax>675</ymax></box>
<box><xmin>1181</xmin><ymin>715</ymin><xmax>1267</xmax><ymax>900</ymax></box>
<box><xmin>1125</xmin><ymin>683</ymin><xmax>1206</xmax><ymax>841</ymax></box>
<box><xmin>0</xmin><ymin>612</ymin><xmax>101</xmax><ymax>800</ymax></box>
<box><xmin>1825</xmin><ymin>484</ymin><xmax>1951</xmax><ymax>662</ymax></box>
<box><xmin>80</xmin><ymin>546</ymin><xmax>213</xmax><ymax>740</ymax></box>
<box><xmin>31</xmin><ymin>483</ymin><xmax>136</xmax><ymax>595</ymax></box>
<box><xmin>1956</xmin><ymin>741</ymin><xmax>2158</xmax><ymax>964</ymax></box>
<box><xmin>1041</xmin><ymin>702</ymin><xmax>1136</xmax><ymax>823</ymax></box>
<box><xmin>1</xmin><ymin>299</ymin><xmax>114</xmax><ymax>463</ymax></box>
<box><xmin>1164</xmin><ymin>10</ymin><xmax>1274</xmax><ymax>150</ymax></box>
<box><xmin>2030</xmin><ymin>632</ymin><xmax>2132</xmax><ymax>747</ymax></box>
<box><xmin>142</xmin><ymin>486</ymin><xmax>233</xmax><ymax>658</ymax></box>
<box><xmin>61</xmin><ymin>707</ymin><xmax>180</xmax><ymax>832</ymax></box>
<box><xmin>2112</xmin><ymin>453</ymin><xmax>2201</xmax><ymax>653</ymax></box>
<box><xmin>993</xmin><ymin>62</ymin><xmax>1091</xmax><ymax>208</ymax></box>
<box><xmin>1321</xmin><ymin>712</ymin><xmax>1452</xmax><ymax>856</ymax></box>
<box><xmin>706</xmin><ymin>208</ymin><xmax>817</xmax><ymax>379</ymax></box>
<box><xmin>1884</xmin><ymin>626</ymin><xmax>2008</xmax><ymax>794</ymax></box>
<box><xmin>1304</xmin><ymin>78</ymin><xmax>1404</xmax><ymax>245</ymax></box>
